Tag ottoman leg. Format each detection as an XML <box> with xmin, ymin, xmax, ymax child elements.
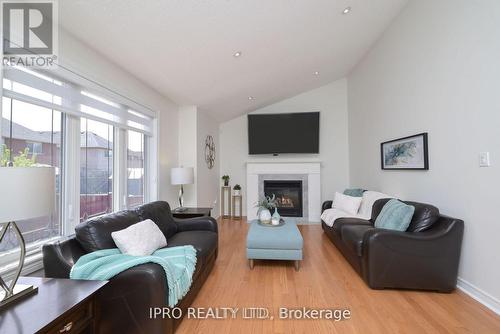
<box><xmin>294</xmin><ymin>260</ymin><xmax>300</xmax><ymax>271</ymax></box>
<box><xmin>249</xmin><ymin>259</ymin><xmax>254</xmax><ymax>269</ymax></box>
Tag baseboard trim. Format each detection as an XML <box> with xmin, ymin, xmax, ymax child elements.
<box><xmin>457</xmin><ymin>277</ymin><xmax>500</xmax><ymax>315</ymax></box>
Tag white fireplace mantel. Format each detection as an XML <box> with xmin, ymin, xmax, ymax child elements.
<box><xmin>246</xmin><ymin>162</ymin><xmax>321</xmax><ymax>223</ymax></box>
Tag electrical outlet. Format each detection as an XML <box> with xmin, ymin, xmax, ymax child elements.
<box><xmin>479</xmin><ymin>152</ymin><xmax>491</xmax><ymax>167</ymax></box>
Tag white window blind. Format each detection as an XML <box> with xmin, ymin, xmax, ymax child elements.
<box><xmin>2</xmin><ymin>66</ymin><xmax>155</xmax><ymax>135</ymax></box>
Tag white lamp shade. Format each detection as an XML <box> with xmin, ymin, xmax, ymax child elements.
<box><xmin>0</xmin><ymin>167</ymin><xmax>56</xmax><ymax>222</ymax></box>
<box><xmin>171</xmin><ymin>167</ymin><xmax>194</xmax><ymax>185</ymax></box>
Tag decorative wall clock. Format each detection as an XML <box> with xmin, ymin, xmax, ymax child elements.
<box><xmin>205</xmin><ymin>135</ymin><xmax>216</xmax><ymax>169</ymax></box>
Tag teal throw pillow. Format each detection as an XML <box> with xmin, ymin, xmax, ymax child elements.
<box><xmin>374</xmin><ymin>199</ymin><xmax>415</xmax><ymax>231</ymax></box>
<box><xmin>343</xmin><ymin>188</ymin><xmax>364</xmax><ymax>197</ymax></box>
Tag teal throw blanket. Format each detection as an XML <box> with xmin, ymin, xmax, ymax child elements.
<box><xmin>70</xmin><ymin>245</ymin><xmax>197</xmax><ymax>307</ymax></box>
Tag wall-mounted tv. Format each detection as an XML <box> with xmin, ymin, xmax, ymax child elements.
<box><xmin>248</xmin><ymin>112</ymin><xmax>320</xmax><ymax>155</ymax></box>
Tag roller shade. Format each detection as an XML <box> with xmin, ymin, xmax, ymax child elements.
<box><xmin>2</xmin><ymin>66</ymin><xmax>155</xmax><ymax>135</ymax></box>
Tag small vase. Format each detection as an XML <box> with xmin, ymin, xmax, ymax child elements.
<box><xmin>271</xmin><ymin>208</ymin><xmax>280</xmax><ymax>225</ymax></box>
<box><xmin>259</xmin><ymin>209</ymin><xmax>271</xmax><ymax>224</ymax></box>
<box><xmin>224</xmin><ymin>181</ymin><xmax>229</xmax><ymax>187</ymax></box>
<box><xmin>234</xmin><ymin>190</ymin><xmax>240</xmax><ymax>196</ymax></box>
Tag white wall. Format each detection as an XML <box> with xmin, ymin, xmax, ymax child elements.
<box><xmin>219</xmin><ymin>79</ymin><xmax>350</xmax><ymax>216</ymax></box>
<box><xmin>58</xmin><ymin>29</ymin><xmax>180</xmax><ymax>205</ymax></box>
<box><xmin>177</xmin><ymin>106</ymin><xmax>198</xmax><ymax>206</ymax></box>
<box><xmin>197</xmin><ymin>110</ymin><xmax>220</xmax><ymax>217</ymax></box>
<box><xmin>348</xmin><ymin>0</ymin><xmax>500</xmax><ymax>309</ymax></box>
<box><xmin>176</xmin><ymin>106</ymin><xmax>220</xmax><ymax>214</ymax></box>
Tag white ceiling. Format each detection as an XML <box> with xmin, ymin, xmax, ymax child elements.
<box><xmin>59</xmin><ymin>0</ymin><xmax>408</xmax><ymax>122</ymax></box>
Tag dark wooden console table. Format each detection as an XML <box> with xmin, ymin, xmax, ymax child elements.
<box><xmin>0</xmin><ymin>277</ymin><xmax>107</xmax><ymax>333</ymax></box>
<box><xmin>172</xmin><ymin>207</ymin><xmax>212</xmax><ymax>219</ymax></box>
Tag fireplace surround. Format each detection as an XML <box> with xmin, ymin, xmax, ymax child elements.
<box><xmin>246</xmin><ymin>162</ymin><xmax>321</xmax><ymax>222</ymax></box>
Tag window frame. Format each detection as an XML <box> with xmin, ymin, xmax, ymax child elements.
<box><xmin>26</xmin><ymin>141</ymin><xmax>43</xmax><ymax>155</ymax></box>
<box><xmin>1</xmin><ymin>96</ymin><xmax>65</xmax><ymax>251</ymax></box>
<box><xmin>126</xmin><ymin>129</ymin><xmax>147</xmax><ymax>209</ymax></box>
<box><xmin>79</xmin><ymin>117</ymin><xmax>115</xmax><ymax>222</ymax></box>
<box><xmin>0</xmin><ymin>67</ymin><xmax>160</xmax><ymax>276</ymax></box>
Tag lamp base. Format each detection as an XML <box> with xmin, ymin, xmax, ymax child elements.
<box><xmin>0</xmin><ymin>284</ymin><xmax>38</xmax><ymax>310</ymax></box>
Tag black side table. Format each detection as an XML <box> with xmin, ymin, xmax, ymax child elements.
<box><xmin>172</xmin><ymin>207</ymin><xmax>212</xmax><ymax>219</ymax></box>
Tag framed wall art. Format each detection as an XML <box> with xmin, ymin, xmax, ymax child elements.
<box><xmin>381</xmin><ymin>133</ymin><xmax>428</xmax><ymax>170</ymax></box>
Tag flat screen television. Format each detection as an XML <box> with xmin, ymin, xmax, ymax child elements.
<box><xmin>248</xmin><ymin>112</ymin><xmax>320</xmax><ymax>154</ymax></box>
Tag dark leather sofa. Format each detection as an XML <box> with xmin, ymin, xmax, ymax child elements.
<box><xmin>43</xmin><ymin>201</ymin><xmax>218</xmax><ymax>334</ymax></box>
<box><xmin>321</xmin><ymin>198</ymin><xmax>463</xmax><ymax>292</ymax></box>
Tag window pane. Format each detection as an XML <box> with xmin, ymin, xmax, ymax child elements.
<box><xmin>1</xmin><ymin>97</ymin><xmax>63</xmax><ymax>251</ymax></box>
<box><xmin>80</xmin><ymin>118</ymin><xmax>113</xmax><ymax>221</ymax></box>
<box><xmin>127</xmin><ymin>130</ymin><xmax>145</xmax><ymax>208</ymax></box>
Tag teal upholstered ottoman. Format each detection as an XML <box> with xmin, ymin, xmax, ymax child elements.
<box><xmin>246</xmin><ymin>219</ymin><xmax>304</xmax><ymax>271</ymax></box>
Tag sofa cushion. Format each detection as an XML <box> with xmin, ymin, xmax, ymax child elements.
<box><xmin>136</xmin><ymin>201</ymin><xmax>178</xmax><ymax>239</ymax></box>
<box><xmin>372</xmin><ymin>198</ymin><xmax>440</xmax><ymax>232</ymax></box>
<box><xmin>341</xmin><ymin>225</ymin><xmax>374</xmax><ymax>257</ymax></box>
<box><xmin>329</xmin><ymin>217</ymin><xmax>372</xmax><ymax>239</ymax></box>
<box><xmin>167</xmin><ymin>231</ymin><xmax>217</xmax><ymax>261</ymax></box>
<box><xmin>371</xmin><ymin>198</ymin><xmax>392</xmax><ymax>221</ymax></box>
<box><xmin>75</xmin><ymin>210</ymin><xmax>142</xmax><ymax>252</ymax></box>
<box><xmin>405</xmin><ymin>201</ymin><xmax>440</xmax><ymax>232</ymax></box>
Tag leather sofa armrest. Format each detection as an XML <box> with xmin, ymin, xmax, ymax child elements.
<box><xmin>175</xmin><ymin>216</ymin><xmax>218</xmax><ymax>233</ymax></box>
<box><xmin>42</xmin><ymin>237</ymin><xmax>86</xmax><ymax>278</ymax></box>
<box><xmin>362</xmin><ymin>218</ymin><xmax>464</xmax><ymax>292</ymax></box>
<box><xmin>322</xmin><ymin>201</ymin><xmax>333</xmax><ymax>213</ymax></box>
<box><xmin>110</xmin><ymin>263</ymin><xmax>167</xmax><ymax>297</ymax></box>
<box><xmin>99</xmin><ymin>263</ymin><xmax>169</xmax><ymax>334</ymax></box>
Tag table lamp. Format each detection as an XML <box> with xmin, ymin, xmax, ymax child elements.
<box><xmin>171</xmin><ymin>167</ymin><xmax>194</xmax><ymax>212</ymax></box>
<box><xmin>0</xmin><ymin>167</ymin><xmax>55</xmax><ymax>309</ymax></box>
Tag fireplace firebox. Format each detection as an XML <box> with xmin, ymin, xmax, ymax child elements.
<box><xmin>263</xmin><ymin>180</ymin><xmax>303</xmax><ymax>217</ymax></box>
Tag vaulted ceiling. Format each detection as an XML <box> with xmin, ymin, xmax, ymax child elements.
<box><xmin>59</xmin><ymin>0</ymin><xmax>408</xmax><ymax>121</ymax></box>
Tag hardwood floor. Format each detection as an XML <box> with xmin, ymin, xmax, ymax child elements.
<box><xmin>177</xmin><ymin>218</ymin><xmax>500</xmax><ymax>333</ymax></box>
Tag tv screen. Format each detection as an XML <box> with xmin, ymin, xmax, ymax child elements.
<box><xmin>248</xmin><ymin>112</ymin><xmax>320</xmax><ymax>154</ymax></box>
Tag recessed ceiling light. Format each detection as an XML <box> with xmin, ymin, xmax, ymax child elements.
<box><xmin>342</xmin><ymin>7</ymin><xmax>352</xmax><ymax>14</ymax></box>
<box><xmin>314</xmin><ymin>71</ymin><xmax>320</xmax><ymax>75</ymax></box>
<box><xmin>248</xmin><ymin>96</ymin><xmax>254</xmax><ymax>100</ymax></box>
<box><xmin>233</xmin><ymin>51</ymin><xmax>242</xmax><ymax>57</ymax></box>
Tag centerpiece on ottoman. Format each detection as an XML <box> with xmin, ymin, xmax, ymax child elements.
<box><xmin>255</xmin><ymin>194</ymin><xmax>277</xmax><ymax>224</ymax></box>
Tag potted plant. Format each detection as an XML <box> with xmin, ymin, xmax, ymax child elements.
<box><xmin>255</xmin><ymin>194</ymin><xmax>277</xmax><ymax>224</ymax></box>
<box><xmin>233</xmin><ymin>184</ymin><xmax>241</xmax><ymax>196</ymax></box>
<box><xmin>222</xmin><ymin>175</ymin><xmax>230</xmax><ymax>187</ymax></box>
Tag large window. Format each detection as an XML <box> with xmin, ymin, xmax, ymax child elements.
<box><xmin>1</xmin><ymin>97</ymin><xmax>63</xmax><ymax>251</ymax></box>
<box><xmin>0</xmin><ymin>66</ymin><xmax>156</xmax><ymax>268</ymax></box>
<box><xmin>80</xmin><ymin>118</ymin><xmax>113</xmax><ymax>221</ymax></box>
<box><xmin>127</xmin><ymin>130</ymin><xmax>145</xmax><ymax>208</ymax></box>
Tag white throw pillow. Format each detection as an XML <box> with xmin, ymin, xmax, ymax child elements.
<box><xmin>332</xmin><ymin>192</ymin><xmax>363</xmax><ymax>215</ymax></box>
<box><xmin>111</xmin><ymin>219</ymin><xmax>167</xmax><ymax>256</ymax></box>
<box><xmin>358</xmin><ymin>191</ymin><xmax>394</xmax><ymax>218</ymax></box>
